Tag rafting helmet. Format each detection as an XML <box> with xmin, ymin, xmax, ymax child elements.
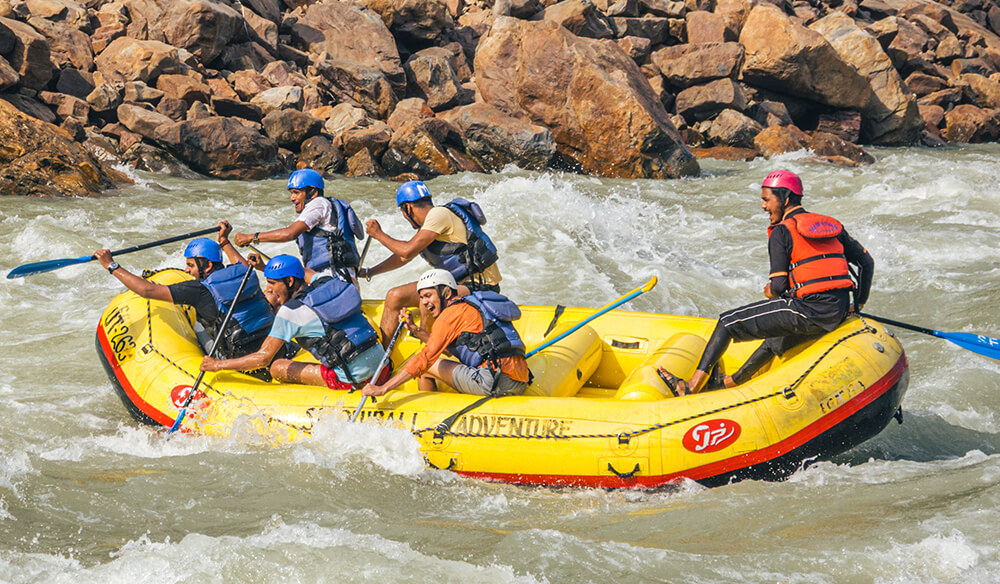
<box><xmin>417</xmin><ymin>268</ymin><xmax>457</xmax><ymax>292</ymax></box>
<box><xmin>395</xmin><ymin>180</ymin><xmax>432</xmax><ymax>207</ymax></box>
<box><xmin>287</xmin><ymin>168</ymin><xmax>324</xmax><ymax>192</ymax></box>
<box><xmin>264</xmin><ymin>254</ymin><xmax>305</xmax><ymax>280</ymax></box>
<box><xmin>762</xmin><ymin>170</ymin><xmax>803</xmax><ymax>197</ymax></box>
<box><xmin>183</xmin><ymin>238</ymin><xmax>223</xmax><ymax>263</ymax></box>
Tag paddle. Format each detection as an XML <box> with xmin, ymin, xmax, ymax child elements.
<box><xmin>7</xmin><ymin>227</ymin><xmax>221</xmax><ymax>279</ymax></box>
<box><xmin>350</xmin><ymin>320</ymin><xmax>405</xmax><ymax>422</ymax></box>
<box><xmin>167</xmin><ymin>263</ymin><xmax>257</xmax><ymax>434</ymax></box>
<box><xmin>357</xmin><ymin>236</ymin><xmax>372</xmax><ymax>273</ymax></box>
<box><xmin>526</xmin><ymin>276</ymin><xmax>658</xmax><ymax>358</ymax></box>
<box><xmin>860</xmin><ymin>313</ymin><xmax>1000</xmax><ymax>361</ymax></box>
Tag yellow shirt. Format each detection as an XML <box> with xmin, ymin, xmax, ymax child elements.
<box><xmin>420</xmin><ymin>206</ymin><xmax>502</xmax><ymax>286</ymax></box>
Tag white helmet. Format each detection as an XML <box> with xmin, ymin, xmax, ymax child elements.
<box><xmin>417</xmin><ymin>269</ymin><xmax>457</xmax><ymax>291</ymax></box>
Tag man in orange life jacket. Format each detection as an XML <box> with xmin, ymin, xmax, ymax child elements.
<box><xmin>658</xmin><ymin>170</ymin><xmax>874</xmax><ymax>395</ymax></box>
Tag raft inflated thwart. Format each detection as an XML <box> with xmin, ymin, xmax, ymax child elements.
<box><xmin>98</xmin><ymin>269</ymin><xmax>909</xmax><ymax>488</ymax></box>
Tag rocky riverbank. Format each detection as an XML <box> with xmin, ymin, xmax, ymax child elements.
<box><xmin>3</xmin><ymin>0</ymin><xmax>1000</xmax><ymax>195</ymax></box>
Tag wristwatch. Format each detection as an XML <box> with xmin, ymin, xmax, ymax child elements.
<box><xmin>107</xmin><ymin>261</ymin><xmax>120</xmax><ymax>274</ymax></box>
<box><xmin>253</xmin><ymin>232</ymin><xmax>260</xmax><ymax>244</ymax></box>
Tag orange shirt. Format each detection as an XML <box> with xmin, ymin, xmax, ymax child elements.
<box><xmin>404</xmin><ymin>301</ymin><xmax>530</xmax><ymax>382</ymax></box>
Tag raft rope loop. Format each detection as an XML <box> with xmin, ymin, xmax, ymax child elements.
<box><xmin>412</xmin><ymin>317</ymin><xmax>878</xmax><ymax>442</ymax></box>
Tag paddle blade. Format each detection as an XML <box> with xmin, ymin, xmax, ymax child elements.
<box><xmin>6</xmin><ymin>255</ymin><xmax>93</xmax><ymax>279</ymax></box>
<box><xmin>942</xmin><ymin>332</ymin><xmax>1000</xmax><ymax>361</ymax></box>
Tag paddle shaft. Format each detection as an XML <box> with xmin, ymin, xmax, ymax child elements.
<box><xmin>859</xmin><ymin>313</ymin><xmax>939</xmax><ymax>337</ymax></box>
<box><xmin>861</xmin><ymin>312</ymin><xmax>1000</xmax><ymax>361</ymax></box>
<box><xmin>168</xmin><ymin>263</ymin><xmax>257</xmax><ymax>434</ymax></box>
<box><xmin>358</xmin><ymin>236</ymin><xmax>372</xmax><ymax>272</ymax></box>
<box><xmin>108</xmin><ymin>227</ymin><xmax>221</xmax><ymax>258</ymax></box>
<box><xmin>350</xmin><ymin>321</ymin><xmax>405</xmax><ymax>423</ymax></box>
<box><xmin>526</xmin><ymin>276</ymin><xmax>658</xmax><ymax>358</ymax></box>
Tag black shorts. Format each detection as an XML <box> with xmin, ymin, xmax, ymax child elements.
<box><xmin>462</xmin><ymin>280</ymin><xmax>500</xmax><ymax>293</ymax></box>
<box><xmin>719</xmin><ymin>290</ymin><xmax>851</xmax><ymax>355</ymax></box>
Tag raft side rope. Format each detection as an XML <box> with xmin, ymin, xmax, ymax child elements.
<box><xmin>411</xmin><ymin>318</ymin><xmax>878</xmax><ymax>442</ymax></box>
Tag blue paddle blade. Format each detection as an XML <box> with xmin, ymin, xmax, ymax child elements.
<box><xmin>6</xmin><ymin>255</ymin><xmax>93</xmax><ymax>279</ymax></box>
<box><xmin>942</xmin><ymin>332</ymin><xmax>1000</xmax><ymax>361</ymax></box>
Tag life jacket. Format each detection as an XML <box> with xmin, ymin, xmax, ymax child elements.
<box><xmin>768</xmin><ymin>212</ymin><xmax>855</xmax><ymax>298</ymax></box>
<box><xmin>419</xmin><ymin>198</ymin><xmax>499</xmax><ymax>282</ymax></box>
<box><xmin>200</xmin><ymin>263</ymin><xmax>273</xmax><ymax>355</ymax></box>
<box><xmin>288</xmin><ymin>275</ymin><xmax>379</xmax><ymax>379</ymax></box>
<box><xmin>447</xmin><ymin>291</ymin><xmax>525</xmax><ymax>371</ymax></box>
<box><xmin>296</xmin><ymin>197</ymin><xmax>364</xmax><ymax>277</ymax></box>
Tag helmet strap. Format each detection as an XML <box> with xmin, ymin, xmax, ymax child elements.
<box><xmin>195</xmin><ymin>257</ymin><xmax>209</xmax><ymax>280</ymax></box>
<box><xmin>402</xmin><ymin>204</ymin><xmax>420</xmax><ymax>229</ymax></box>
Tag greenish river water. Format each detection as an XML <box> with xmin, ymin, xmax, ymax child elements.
<box><xmin>1</xmin><ymin>146</ymin><xmax>999</xmax><ymax>583</ymax></box>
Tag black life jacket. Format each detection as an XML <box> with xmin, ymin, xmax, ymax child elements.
<box><xmin>200</xmin><ymin>263</ymin><xmax>273</xmax><ymax>356</ymax></box>
<box><xmin>296</xmin><ymin>197</ymin><xmax>364</xmax><ymax>279</ymax></box>
<box><xmin>287</xmin><ymin>275</ymin><xmax>379</xmax><ymax>381</ymax></box>
<box><xmin>419</xmin><ymin>198</ymin><xmax>499</xmax><ymax>282</ymax></box>
<box><xmin>447</xmin><ymin>291</ymin><xmax>525</xmax><ymax>371</ymax></box>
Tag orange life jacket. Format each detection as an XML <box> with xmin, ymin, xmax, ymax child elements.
<box><xmin>768</xmin><ymin>212</ymin><xmax>855</xmax><ymax>298</ymax></box>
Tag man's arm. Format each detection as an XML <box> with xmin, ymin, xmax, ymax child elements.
<box><xmin>218</xmin><ymin>221</ymin><xmax>249</xmax><ymax>266</ymax></box>
<box><xmin>233</xmin><ymin>221</ymin><xmax>310</xmax><ymax>247</ymax></box>
<box><xmin>765</xmin><ymin>226</ymin><xmax>793</xmax><ymax>298</ymax></box>
<box><xmin>841</xmin><ymin>229</ymin><xmax>874</xmax><ymax>309</ymax></box>
<box><xmin>94</xmin><ymin>249</ymin><xmax>172</xmax><ymax>302</ymax></box>
<box><xmin>361</xmin><ymin>219</ymin><xmax>438</xmax><ymax>277</ymax></box>
<box><xmin>201</xmin><ymin>336</ymin><xmax>286</xmax><ymax>372</ymax></box>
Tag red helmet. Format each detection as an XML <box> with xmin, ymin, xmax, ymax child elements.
<box><xmin>762</xmin><ymin>170</ymin><xmax>803</xmax><ymax>196</ymax></box>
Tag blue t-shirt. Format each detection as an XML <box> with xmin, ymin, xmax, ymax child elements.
<box><xmin>270</xmin><ymin>303</ymin><xmax>384</xmax><ymax>382</ymax></box>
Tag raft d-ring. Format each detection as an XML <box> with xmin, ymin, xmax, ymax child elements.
<box><xmin>782</xmin><ymin>386</ymin><xmax>797</xmax><ymax>400</ymax></box>
<box><xmin>607</xmin><ymin>462</ymin><xmax>641</xmax><ymax>479</ymax></box>
<box><xmin>617</xmin><ymin>432</ymin><xmax>631</xmax><ymax>446</ymax></box>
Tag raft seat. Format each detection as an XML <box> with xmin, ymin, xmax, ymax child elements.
<box><xmin>525</xmin><ymin>324</ymin><xmax>603</xmax><ymax>397</ymax></box>
<box><xmin>613</xmin><ymin>333</ymin><xmax>708</xmax><ymax>400</ymax></box>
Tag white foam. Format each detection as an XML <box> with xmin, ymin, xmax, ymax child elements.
<box><xmin>291</xmin><ymin>415</ymin><xmax>427</xmax><ymax>477</ymax></box>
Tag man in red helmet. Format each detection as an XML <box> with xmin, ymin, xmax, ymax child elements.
<box><xmin>658</xmin><ymin>170</ymin><xmax>875</xmax><ymax>395</ymax></box>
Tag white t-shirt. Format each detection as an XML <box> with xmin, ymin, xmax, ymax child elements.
<box><xmin>296</xmin><ymin>196</ymin><xmax>336</xmax><ymax>232</ymax></box>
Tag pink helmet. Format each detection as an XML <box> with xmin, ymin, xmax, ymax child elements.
<box><xmin>762</xmin><ymin>170</ymin><xmax>803</xmax><ymax>196</ymax></box>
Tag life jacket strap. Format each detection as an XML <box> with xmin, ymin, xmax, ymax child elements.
<box><xmin>789</xmin><ymin>252</ymin><xmax>846</xmax><ymax>270</ymax></box>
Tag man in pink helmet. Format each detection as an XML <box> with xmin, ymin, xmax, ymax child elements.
<box><xmin>658</xmin><ymin>170</ymin><xmax>875</xmax><ymax>395</ymax></box>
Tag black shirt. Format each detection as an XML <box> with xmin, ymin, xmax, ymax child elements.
<box><xmin>768</xmin><ymin>207</ymin><xmax>874</xmax><ymax>306</ymax></box>
<box><xmin>167</xmin><ymin>280</ymin><xmax>220</xmax><ymax>329</ymax></box>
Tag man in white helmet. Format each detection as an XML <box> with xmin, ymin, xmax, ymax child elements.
<box><xmin>361</xmin><ymin>269</ymin><xmax>530</xmax><ymax>397</ymax></box>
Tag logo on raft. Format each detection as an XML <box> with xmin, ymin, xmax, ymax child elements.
<box><xmin>170</xmin><ymin>385</ymin><xmax>205</xmax><ymax>409</ymax></box>
<box><xmin>682</xmin><ymin>419</ymin><xmax>741</xmax><ymax>453</ymax></box>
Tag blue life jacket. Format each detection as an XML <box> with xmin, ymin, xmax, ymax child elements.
<box><xmin>290</xmin><ymin>275</ymin><xmax>379</xmax><ymax>378</ymax></box>
<box><xmin>296</xmin><ymin>197</ymin><xmax>364</xmax><ymax>277</ymax></box>
<box><xmin>200</xmin><ymin>263</ymin><xmax>273</xmax><ymax>355</ymax></box>
<box><xmin>447</xmin><ymin>291</ymin><xmax>525</xmax><ymax>370</ymax></box>
<box><xmin>420</xmin><ymin>198</ymin><xmax>499</xmax><ymax>282</ymax></box>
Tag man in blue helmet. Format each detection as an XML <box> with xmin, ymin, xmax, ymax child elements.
<box><xmin>200</xmin><ymin>255</ymin><xmax>388</xmax><ymax>390</ymax></box>
<box><xmin>359</xmin><ymin>180</ymin><xmax>503</xmax><ymax>346</ymax></box>
<box><xmin>94</xmin><ymin>222</ymin><xmax>275</xmax><ymax>363</ymax></box>
<box><xmin>232</xmin><ymin>168</ymin><xmax>365</xmax><ymax>283</ymax></box>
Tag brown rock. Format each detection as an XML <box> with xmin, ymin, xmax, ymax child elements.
<box><xmin>59</xmin><ymin>115</ymin><xmax>85</xmax><ymax>142</ymax></box>
<box><xmin>2</xmin><ymin>93</ymin><xmax>57</xmax><ymax>124</ymax></box>
<box><xmin>918</xmin><ymin>103</ymin><xmax>945</xmax><ymax>134</ymax></box>
<box><xmin>686</xmin><ymin>10</ymin><xmax>728</xmax><ymax>43</ymax></box>
<box><xmin>961</xmin><ymin>72</ymin><xmax>1000</xmax><ymax>107</ymax></box>
<box><xmin>0</xmin><ymin>98</ymin><xmax>130</xmax><ymax>196</ymax></box>
<box><xmin>885</xmin><ymin>17</ymin><xmax>929</xmax><ymax>69</ymax></box>
<box><xmin>290</xmin><ymin>1</ymin><xmax>405</xmax><ymax>93</ymax></box>
<box><xmin>388</xmin><ymin>98</ymin><xmax>435</xmax><ymax>132</ymax></box>
<box><xmin>688</xmin><ymin>146</ymin><xmax>757</xmax><ymax>160</ymax></box>
<box><xmin>381</xmin><ymin>118</ymin><xmax>459</xmax><ymax>178</ymax></box>
<box><xmin>86</xmin><ymin>84</ymin><xmax>122</xmax><ymax>113</ymax></box>
<box><xmin>815</xmin><ymin>110</ymin><xmax>862</xmax><ymax>143</ymax></box>
<box><xmin>156</xmin><ymin>74</ymin><xmax>211</xmax><ymax>105</ymax></box>
<box><xmin>315</xmin><ymin>60</ymin><xmax>397</xmax><ymax>120</ymax></box>
<box><xmin>475</xmin><ymin>17</ymin><xmax>697</xmax><ymax>178</ymax></box>
<box><xmin>441</xmin><ymin>102</ymin><xmax>556</xmax><ymax>171</ymax></box>
<box><xmin>159</xmin><ymin>0</ymin><xmax>242</xmax><ymax>63</ymax></box>
<box><xmin>242</xmin><ymin>5</ymin><xmax>278</xmax><ymax>53</ymax></box>
<box><xmin>753</xmin><ymin>124</ymin><xmax>810</xmax><ymax>158</ymax></box>
<box><xmin>650</xmin><ymin>42</ymin><xmax>743</xmax><ymax>88</ymax></box>
<box><xmin>807</xmin><ymin>131</ymin><xmax>875</xmax><ymax>165</ymax></box>
<box><xmin>936</xmin><ymin>33</ymin><xmax>964</xmax><ymax>61</ymax></box>
<box><xmin>261</xmin><ymin>61</ymin><xmax>308</xmax><ymax>88</ymax></box>
<box><xmin>207</xmin><ymin>77</ymin><xmax>240</xmax><ymax>101</ymax></box>
<box><xmin>210</xmin><ymin>97</ymin><xmax>263</xmax><ymax>122</ymax></box>
<box><xmin>153</xmin><ymin>116</ymin><xmax>282</xmax><ymax>179</ymax></box>
<box><xmin>918</xmin><ymin>87</ymin><xmax>964</xmax><ymax>108</ymax></box>
<box><xmin>611</xmin><ymin>17</ymin><xmax>679</xmax><ymax>45</ymax></box>
<box><xmin>25</xmin><ymin>0</ymin><xmax>89</xmax><ymax>27</ymax></box>
<box><xmin>357</xmin><ymin>0</ymin><xmax>452</xmax><ymax>43</ymax></box>
<box><xmin>952</xmin><ymin>57</ymin><xmax>995</xmax><ymax>77</ymax></box>
<box><xmin>324</xmin><ymin>103</ymin><xmax>371</xmax><ymax>136</ymax></box>
<box><xmin>540</xmin><ymin>0</ymin><xmax>616</xmax><ymax>39</ymax></box>
<box><xmin>714</xmin><ymin>0</ymin><xmax>751</xmax><ymax>40</ymax></box>
<box><xmin>675</xmin><ymin>77</ymin><xmax>746</xmax><ymax>121</ymax></box>
<box><xmin>0</xmin><ymin>54</ymin><xmax>18</xmax><ymax>90</ymax></box>
<box><xmin>297</xmin><ymin>134</ymin><xmax>344</xmax><ymax>176</ymax></box>
<box><xmin>26</xmin><ymin>16</ymin><xmax>92</xmax><ymax>72</ymax></box>
<box><xmin>943</xmin><ymin>103</ymin><xmax>1000</xmax><ymax>142</ymax></box>
<box><xmin>404</xmin><ymin>47</ymin><xmax>466</xmax><ymax>111</ymax></box>
<box><xmin>1</xmin><ymin>17</ymin><xmax>52</xmax><ymax>90</ymax></box>
<box><xmin>705</xmin><ymin>108</ymin><xmax>762</xmax><ymax>148</ymax></box>
<box><xmin>345</xmin><ymin>148</ymin><xmax>381</xmax><ymax>177</ymax></box>
<box><xmin>90</xmin><ymin>22</ymin><xmax>126</xmax><ymax>54</ymax></box>
<box><xmin>250</xmin><ymin>86</ymin><xmax>304</xmax><ymax>114</ymax></box>
<box><xmin>230</xmin><ymin>69</ymin><xmax>271</xmax><ymax>101</ymax></box>
<box><xmin>340</xmin><ymin>122</ymin><xmax>393</xmax><ymax>159</ymax></box>
<box><xmin>95</xmin><ymin>36</ymin><xmax>181</xmax><ymax>85</ymax></box>
<box><xmin>638</xmin><ymin>0</ymin><xmax>685</xmax><ymax>17</ymax></box>
<box><xmin>746</xmin><ymin>100</ymin><xmax>793</xmax><ymax>127</ymax></box>
<box><xmin>186</xmin><ymin>101</ymin><xmax>213</xmax><ymax>120</ymax></box>
<box><xmin>810</xmin><ymin>12</ymin><xmax>921</xmax><ymax>145</ymax></box>
<box><xmin>617</xmin><ymin>35</ymin><xmax>651</xmax><ymax>61</ymax></box>
<box><xmin>117</xmin><ymin>103</ymin><xmax>173</xmax><ymax>139</ymax></box>
<box><xmin>905</xmin><ymin>71</ymin><xmax>947</xmax><ymax>95</ymax></box>
<box><xmin>55</xmin><ymin>68</ymin><xmax>93</xmax><ymax>99</ymax></box>
<box><xmin>39</xmin><ymin>91</ymin><xmax>89</xmax><ymax>121</ymax></box>
<box><xmin>214</xmin><ymin>41</ymin><xmax>273</xmax><ymax>73</ymax></box>
<box><xmin>261</xmin><ymin>109</ymin><xmax>322</xmax><ymax>149</ymax></box>
<box><xmin>156</xmin><ymin>96</ymin><xmax>188</xmax><ymax>121</ymax></box>
<box><xmin>740</xmin><ymin>4</ymin><xmax>873</xmax><ymax>110</ymax></box>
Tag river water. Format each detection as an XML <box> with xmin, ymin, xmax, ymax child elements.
<box><xmin>1</xmin><ymin>146</ymin><xmax>999</xmax><ymax>583</ymax></box>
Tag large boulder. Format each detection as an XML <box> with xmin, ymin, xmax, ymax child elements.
<box><xmin>404</xmin><ymin>47</ymin><xmax>465</xmax><ymax>111</ymax></box>
<box><xmin>261</xmin><ymin>109</ymin><xmax>323</xmax><ymax>149</ymax></box>
<box><xmin>475</xmin><ymin>17</ymin><xmax>698</xmax><ymax>179</ymax></box>
<box><xmin>381</xmin><ymin>118</ymin><xmax>462</xmax><ymax>178</ymax></box>
<box><xmin>160</xmin><ymin>0</ymin><xmax>243</xmax><ymax>64</ymax></box>
<box><xmin>942</xmin><ymin>104</ymin><xmax>1000</xmax><ymax>142</ymax></box>
<box><xmin>95</xmin><ymin>36</ymin><xmax>181</xmax><ymax>85</ymax></box>
<box><xmin>153</xmin><ymin>116</ymin><xmax>283</xmax><ymax>179</ymax></box>
<box><xmin>1</xmin><ymin>17</ymin><xmax>52</xmax><ymax>90</ymax></box>
<box><xmin>705</xmin><ymin>108</ymin><xmax>762</xmax><ymax>148</ymax></box>
<box><xmin>289</xmin><ymin>0</ymin><xmax>405</xmax><ymax>94</ymax></box>
<box><xmin>315</xmin><ymin>60</ymin><xmax>397</xmax><ymax>120</ymax></box>
<box><xmin>809</xmin><ymin>12</ymin><xmax>922</xmax><ymax>145</ymax></box>
<box><xmin>739</xmin><ymin>4</ymin><xmax>873</xmax><ymax>110</ymax></box>
<box><xmin>650</xmin><ymin>42</ymin><xmax>744</xmax><ymax>88</ymax></box>
<box><xmin>356</xmin><ymin>0</ymin><xmax>452</xmax><ymax>43</ymax></box>
<box><xmin>26</xmin><ymin>17</ymin><xmax>93</xmax><ymax>72</ymax></box>
<box><xmin>539</xmin><ymin>0</ymin><xmax>617</xmax><ymax>39</ymax></box>
<box><xmin>675</xmin><ymin>78</ymin><xmax>747</xmax><ymax>121</ymax></box>
<box><xmin>0</xmin><ymin>99</ymin><xmax>130</xmax><ymax>196</ymax></box>
<box><xmin>117</xmin><ymin>103</ymin><xmax>173</xmax><ymax>139</ymax></box>
<box><xmin>440</xmin><ymin>102</ymin><xmax>556</xmax><ymax>171</ymax></box>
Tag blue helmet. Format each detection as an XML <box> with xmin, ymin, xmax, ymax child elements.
<box><xmin>183</xmin><ymin>238</ymin><xmax>223</xmax><ymax>263</ymax></box>
<box><xmin>395</xmin><ymin>180</ymin><xmax>431</xmax><ymax>207</ymax></box>
<box><xmin>264</xmin><ymin>254</ymin><xmax>305</xmax><ymax>280</ymax></box>
<box><xmin>287</xmin><ymin>168</ymin><xmax>324</xmax><ymax>191</ymax></box>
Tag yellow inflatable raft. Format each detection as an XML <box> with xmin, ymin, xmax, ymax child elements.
<box><xmin>97</xmin><ymin>269</ymin><xmax>909</xmax><ymax>488</ymax></box>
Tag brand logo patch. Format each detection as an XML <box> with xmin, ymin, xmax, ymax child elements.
<box><xmin>170</xmin><ymin>385</ymin><xmax>204</xmax><ymax>409</ymax></box>
<box><xmin>682</xmin><ymin>419</ymin><xmax>741</xmax><ymax>453</ymax></box>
